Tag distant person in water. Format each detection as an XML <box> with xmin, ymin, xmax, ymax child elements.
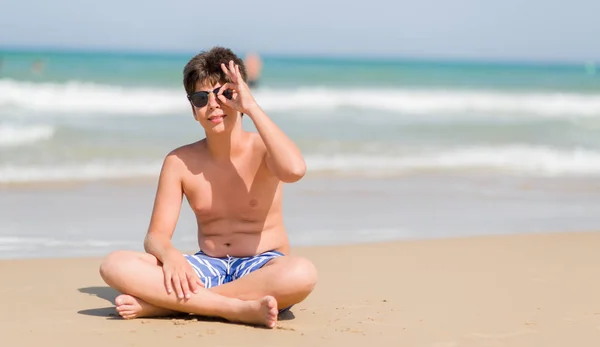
<box><xmin>31</xmin><ymin>59</ymin><xmax>45</xmax><ymax>74</ymax></box>
<box><xmin>99</xmin><ymin>46</ymin><xmax>317</xmax><ymax>329</ymax></box>
<box><xmin>244</xmin><ymin>52</ymin><xmax>262</xmax><ymax>88</ymax></box>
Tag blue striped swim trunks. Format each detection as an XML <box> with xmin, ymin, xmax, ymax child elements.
<box><xmin>183</xmin><ymin>250</ymin><xmax>284</xmax><ymax>288</ymax></box>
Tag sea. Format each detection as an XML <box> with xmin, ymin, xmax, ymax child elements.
<box><xmin>1</xmin><ymin>49</ymin><xmax>600</xmax><ymax>259</ymax></box>
<box><xmin>1</xmin><ymin>49</ymin><xmax>600</xmax><ymax>183</ymax></box>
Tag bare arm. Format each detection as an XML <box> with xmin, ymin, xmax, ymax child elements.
<box><xmin>144</xmin><ymin>152</ymin><xmax>184</xmax><ymax>262</ymax></box>
<box><xmin>218</xmin><ymin>60</ymin><xmax>306</xmax><ymax>183</ymax></box>
<box><xmin>143</xmin><ymin>151</ymin><xmax>203</xmax><ymax>298</ymax></box>
<box><xmin>247</xmin><ymin>104</ymin><xmax>306</xmax><ymax>183</ymax></box>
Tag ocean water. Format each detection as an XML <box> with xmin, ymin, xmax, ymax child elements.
<box><xmin>1</xmin><ymin>49</ymin><xmax>600</xmax><ymax>184</ymax></box>
<box><xmin>2</xmin><ymin>49</ymin><xmax>600</xmax><ymax>259</ymax></box>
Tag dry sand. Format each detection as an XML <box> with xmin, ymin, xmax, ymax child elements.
<box><xmin>1</xmin><ymin>231</ymin><xmax>600</xmax><ymax>346</ymax></box>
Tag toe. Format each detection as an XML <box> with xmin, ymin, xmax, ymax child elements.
<box><xmin>267</xmin><ymin>298</ymin><xmax>278</xmax><ymax>328</ymax></box>
<box><xmin>269</xmin><ymin>307</ymin><xmax>278</xmax><ymax>318</ymax></box>
<box><xmin>115</xmin><ymin>294</ymin><xmax>128</xmax><ymax>306</ymax></box>
<box><xmin>116</xmin><ymin>294</ymin><xmax>136</xmax><ymax>306</ymax></box>
<box><xmin>116</xmin><ymin>305</ymin><xmax>136</xmax><ymax>317</ymax></box>
<box><xmin>266</xmin><ymin>296</ymin><xmax>277</xmax><ymax>309</ymax></box>
<box><xmin>268</xmin><ymin>298</ymin><xmax>278</xmax><ymax>314</ymax></box>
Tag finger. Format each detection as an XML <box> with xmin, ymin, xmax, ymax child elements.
<box><xmin>228</xmin><ymin>60</ymin><xmax>239</xmax><ymax>83</ymax></box>
<box><xmin>217</xmin><ymin>90</ymin><xmax>236</xmax><ymax>108</ymax></box>
<box><xmin>216</xmin><ymin>81</ymin><xmax>238</xmax><ymax>109</ymax></box>
<box><xmin>221</xmin><ymin>62</ymin><xmax>235</xmax><ymax>82</ymax></box>
<box><xmin>217</xmin><ymin>95</ymin><xmax>235</xmax><ymax>109</ymax></box>
<box><xmin>180</xmin><ymin>274</ymin><xmax>191</xmax><ymax>299</ymax></box>
<box><xmin>218</xmin><ymin>82</ymin><xmax>236</xmax><ymax>95</ymax></box>
<box><xmin>235</xmin><ymin>64</ymin><xmax>244</xmax><ymax>82</ymax></box>
<box><xmin>186</xmin><ymin>272</ymin><xmax>199</xmax><ymax>294</ymax></box>
<box><xmin>164</xmin><ymin>272</ymin><xmax>173</xmax><ymax>294</ymax></box>
<box><xmin>196</xmin><ymin>277</ymin><xmax>205</xmax><ymax>288</ymax></box>
<box><xmin>171</xmin><ymin>274</ymin><xmax>184</xmax><ymax>299</ymax></box>
<box><xmin>220</xmin><ymin>62</ymin><xmax>229</xmax><ymax>74</ymax></box>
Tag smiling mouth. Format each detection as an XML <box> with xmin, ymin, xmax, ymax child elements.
<box><xmin>208</xmin><ymin>115</ymin><xmax>226</xmax><ymax>124</ymax></box>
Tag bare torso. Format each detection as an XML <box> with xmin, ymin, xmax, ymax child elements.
<box><xmin>175</xmin><ymin>132</ymin><xmax>289</xmax><ymax>258</ymax></box>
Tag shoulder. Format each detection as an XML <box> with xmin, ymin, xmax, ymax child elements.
<box><xmin>247</xmin><ymin>132</ymin><xmax>279</xmax><ymax>178</ymax></box>
<box><xmin>162</xmin><ymin>140</ymin><xmax>206</xmax><ymax>173</ymax></box>
<box><xmin>249</xmin><ymin>132</ymin><xmax>268</xmax><ymax>155</ymax></box>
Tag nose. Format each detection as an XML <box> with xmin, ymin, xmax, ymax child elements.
<box><xmin>207</xmin><ymin>92</ymin><xmax>220</xmax><ymax>109</ymax></box>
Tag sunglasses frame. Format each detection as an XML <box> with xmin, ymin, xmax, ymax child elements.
<box><xmin>187</xmin><ymin>86</ymin><xmax>233</xmax><ymax>108</ymax></box>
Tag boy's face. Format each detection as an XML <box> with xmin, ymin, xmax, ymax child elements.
<box><xmin>189</xmin><ymin>80</ymin><xmax>237</xmax><ymax>134</ymax></box>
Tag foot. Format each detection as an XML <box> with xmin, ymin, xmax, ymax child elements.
<box><xmin>115</xmin><ymin>294</ymin><xmax>179</xmax><ymax>319</ymax></box>
<box><xmin>229</xmin><ymin>296</ymin><xmax>279</xmax><ymax>328</ymax></box>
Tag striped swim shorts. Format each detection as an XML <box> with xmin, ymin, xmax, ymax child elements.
<box><xmin>183</xmin><ymin>250</ymin><xmax>284</xmax><ymax>288</ymax></box>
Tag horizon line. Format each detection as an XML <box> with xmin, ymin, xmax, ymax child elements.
<box><xmin>0</xmin><ymin>44</ymin><xmax>598</xmax><ymax>68</ymax></box>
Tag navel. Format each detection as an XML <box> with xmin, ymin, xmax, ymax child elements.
<box><xmin>249</xmin><ymin>199</ymin><xmax>258</xmax><ymax>207</ymax></box>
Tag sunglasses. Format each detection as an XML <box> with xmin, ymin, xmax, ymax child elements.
<box><xmin>187</xmin><ymin>86</ymin><xmax>233</xmax><ymax>108</ymax></box>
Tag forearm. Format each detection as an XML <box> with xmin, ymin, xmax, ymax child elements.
<box><xmin>144</xmin><ymin>232</ymin><xmax>178</xmax><ymax>262</ymax></box>
<box><xmin>246</xmin><ymin>104</ymin><xmax>306</xmax><ymax>182</ymax></box>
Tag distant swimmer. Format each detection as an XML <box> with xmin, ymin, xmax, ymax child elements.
<box><xmin>31</xmin><ymin>59</ymin><xmax>45</xmax><ymax>74</ymax></box>
<box><xmin>244</xmin><ymin>52</ymin><xmax>262</xmax><ymax>88</ymax></box>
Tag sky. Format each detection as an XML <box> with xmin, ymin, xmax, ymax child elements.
<box><xmin>1</xmin><ymin>0</ymin><xmax>599</xmax><ymax>63</ymax></box>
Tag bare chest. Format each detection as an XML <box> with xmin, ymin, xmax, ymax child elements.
<box><xmin>182</xmin><ymin>158</ymin><xmax>281</xmax><ymax>222</ymax></box>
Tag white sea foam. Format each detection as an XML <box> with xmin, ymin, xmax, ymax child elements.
<box><xmin>0</xmin><ymin>236</ymin><xmax>137</xmax><ymax>255</ymax></box>
<box><xmin>2</xmin><ymin>79</ymin><xmax>600</xmax><ymax>117</ymax></box>
<box><xmin>2</xmin><ymin>145</ymin><xmax>600</xmax><ymax>184</ymax></box>
<box><xmin>0</xmin><ymin>161</ymin><xmax>162</xmax><ymax>183</ymax></box>
<box><xmin>0</xmin><ymin>79</ymin><xmax>184</xmax><ymax>114</ymax></box>
<box><xmin>0</xmin><ymin>236</ymin><xmax>134</xmax><ymax>248</ymax></box>
<box><xmin>0</xmin><ymin>124</ymin><xmax>55</xmax><ymax>147</ymax></box>
<box><xmin>305</xmin><ymin>145</ymin><xmax>600</xmax><ymax>176</ymax></box>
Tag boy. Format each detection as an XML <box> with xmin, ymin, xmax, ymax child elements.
<box><xmin>99</xmin><ymin>47</ymin><xmax>317</xmax><ymax>329</ymax></box>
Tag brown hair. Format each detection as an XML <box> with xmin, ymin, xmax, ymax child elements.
<box><xmin>183</xmin><ymin>46</ymin><xmax>248</xmax><ymax>96</ymax></box>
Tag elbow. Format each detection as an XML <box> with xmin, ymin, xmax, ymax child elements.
<box><xmin>143</xmin><ymin>232</ymin><xmax>160</xmax><ymax>253</ymax></box>
<box><xmin>279</xmin><ymin>161</ymin><xmax>306</xmax><ymax>183</ymax></box>
<box><xmin>143</xmin><ymin>235</ymin><xmax>151</xmax><ymax>252</ymax></box>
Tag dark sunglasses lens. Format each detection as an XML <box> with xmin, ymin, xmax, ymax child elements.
<box><xmin>222</xmin><ymin>89</ymin><xmax>233</xmax><ymax>100</ymax></box>
<box><xmin>191</xmin><ymin>93</ymin><xmax>208</xmax><ymax>107</ymax></box>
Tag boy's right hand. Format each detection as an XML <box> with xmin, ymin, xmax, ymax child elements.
<box><xmin>161</xmin><ymin>249</ymin><xmax>204</xmax><ymax>299</ymax></box>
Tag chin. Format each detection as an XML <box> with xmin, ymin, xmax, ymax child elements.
<box><xmin>203</xmin><ymin>122</ymin><xmax>230</xmax><ymax>134</ymax></box>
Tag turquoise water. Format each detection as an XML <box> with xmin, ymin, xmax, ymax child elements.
<box><xmin>1</xmin><ymin>48</ymin><xmax>600</xmax><ymax>183</ymax></box>
<box><xmin>2</xmin><ymin>49</ymin><xmax>599</xmax><ymax>90</ymax></box>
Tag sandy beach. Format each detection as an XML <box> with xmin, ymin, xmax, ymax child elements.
<box><xmin>1</xmin><ymin>231</ymin><xmax>599</xmax><ymax>346</ymax></box>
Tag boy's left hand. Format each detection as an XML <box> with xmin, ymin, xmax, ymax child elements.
<box><xmin>218</xmin><ymin>60</ymin><xmax>258</xmax><ymax>116</ymax></box>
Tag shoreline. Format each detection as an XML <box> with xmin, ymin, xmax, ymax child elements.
<box><xmin>2</xmin><ymin>168</ymin><xmax>600</xmax><ymax>189</ymax></box>
<box><xmin>3</xmin><ymin>173</ymin><xmax>600</xmax><ymax>260</ymax></box>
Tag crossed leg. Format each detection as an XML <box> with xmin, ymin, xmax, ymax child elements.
<box><xmin>99</xmin><ymin>250</ymin><xmax>318</xmax><ymax>327</ymax></box>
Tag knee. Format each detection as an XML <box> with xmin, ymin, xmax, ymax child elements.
<box><xmin>288</xmin><ymin>257</ymin><xmax>318</xmax><ymax>293</ymax></box>
<box><xmin>99</xmin><ymin>250</ymin><xmax>134</xmax><ymax>285</ymax></box>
